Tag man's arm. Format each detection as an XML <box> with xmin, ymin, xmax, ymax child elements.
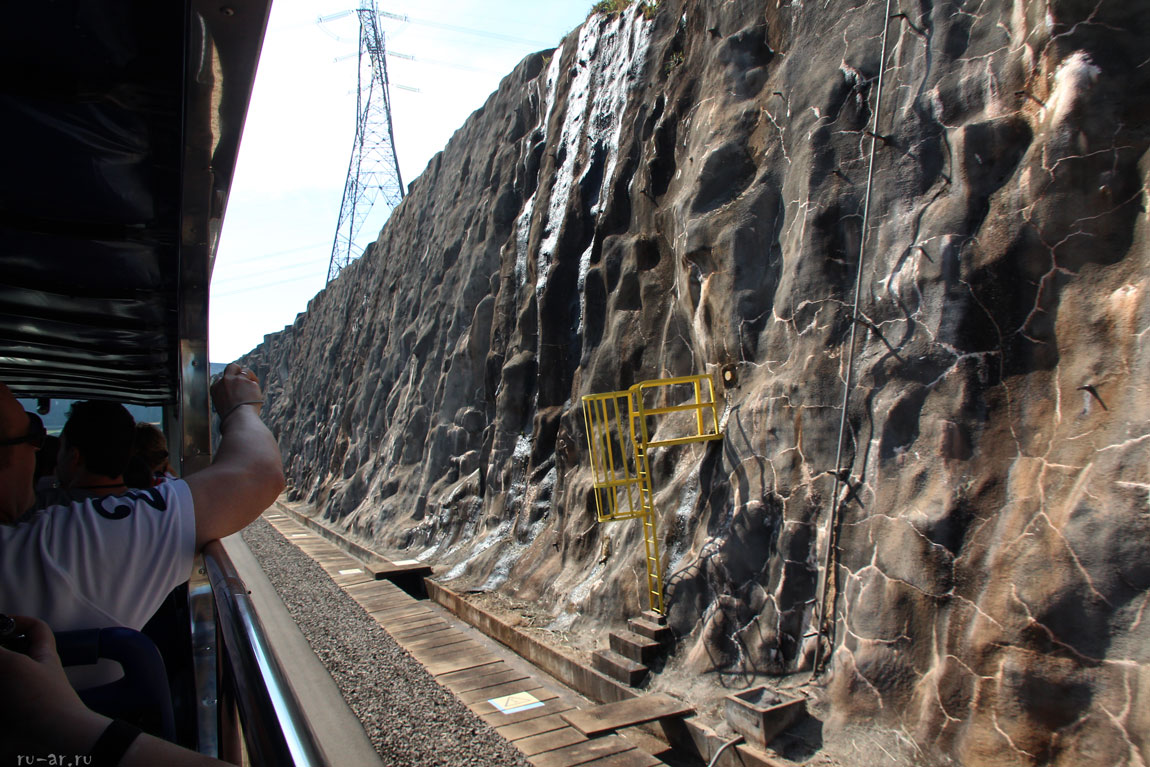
<box><xmin>184</xmin><ymin>364</ymin><xmax>285</xmax><ymax>549</ymax></box>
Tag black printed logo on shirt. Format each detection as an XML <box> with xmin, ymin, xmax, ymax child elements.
<box><xmin>94</xmin><ymin>487</ymin><xmax>169</xmax><ymax>520</ymax></box>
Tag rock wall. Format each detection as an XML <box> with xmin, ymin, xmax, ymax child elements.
<box><xmin>240</xmin><ymin>1</ymin><xmax>1150</xmax><ymax>764</ymax></box>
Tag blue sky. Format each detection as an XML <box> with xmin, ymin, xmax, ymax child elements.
<box><xmin>210</xmin><ymin>0</ymin><xmax>593</xmax><ymax>362</ymax></box>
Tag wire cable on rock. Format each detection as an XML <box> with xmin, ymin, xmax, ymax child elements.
<box><xmin>812</xmin><ymin>0</ymin><xmax>894</xmax><ymax>677</ymax></box>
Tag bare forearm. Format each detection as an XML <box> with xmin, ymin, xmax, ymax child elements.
<box><xmin>187</xmin><ymin>404</ymin><xmax>285</xmax><ymax>547</ymax></box>
<box><xmin>216</xmin><ymin>405</ymin><xmax>284</xmax><ymax>490</ymax></box>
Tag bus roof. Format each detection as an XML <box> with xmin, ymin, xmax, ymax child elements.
<box><xmin>0</xmin><ymin>0</ymin><xmax>271</xmax><ymax>405</ymax></box>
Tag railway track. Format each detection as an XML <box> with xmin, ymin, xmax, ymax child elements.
<box><xmin>237</xmin><ymin>508</ymin><xmax>683</xmax><ymax>766</ymax></box>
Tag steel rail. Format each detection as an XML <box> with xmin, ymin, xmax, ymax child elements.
<box><xmin>203</xmin><ymin>540</ymin><xmax>328</xmax><ymax>766</ymax></box>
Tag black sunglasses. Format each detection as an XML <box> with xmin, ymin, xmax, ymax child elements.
<box><xmin>0</xmin><ymin>411</ymin><xmax>46</xmax><ymax>449</ymax></box>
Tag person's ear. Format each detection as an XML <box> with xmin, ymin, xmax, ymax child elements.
<box><xmin>59</xmin><ymin>445</ymin><xmax>81</xmax><ymax>471</ymax></box>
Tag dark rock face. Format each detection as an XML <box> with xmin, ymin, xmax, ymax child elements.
<box><xmin>241</xmin><ymin>2</ymin><xmax>1150</xmax><ymax>764</ymax></box>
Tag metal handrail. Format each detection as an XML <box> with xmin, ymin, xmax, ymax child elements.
<box><xmin>582</xmin><ymin>374</ymin><xmax>724</xmax><ymax>613</ymax></box>
<box><xmin>202</xmin><ymin>540</ymin><xmax>327</xmax><ymax>767</ymax></box>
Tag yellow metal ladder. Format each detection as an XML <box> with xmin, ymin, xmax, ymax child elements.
<box><xmin>582</xmin><ymin>374</ymin><xmax>723</xmax><ymax>614</ymax></box>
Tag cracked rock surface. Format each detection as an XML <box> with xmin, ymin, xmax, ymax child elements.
<box><xmin>239</xmin><ymin>1</ymin><xmax>1150</xmax><ymax>764</ymax></box>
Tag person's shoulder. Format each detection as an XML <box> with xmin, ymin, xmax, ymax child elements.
<box><xmin>112</xmin><ymin>480</ymin><xmax>193</xmax><ymax>511</ymax></box>
<box><xmin>34</xmin><ymin>486</ymin><xmax>74</xmax><ymax>511</ymax></box>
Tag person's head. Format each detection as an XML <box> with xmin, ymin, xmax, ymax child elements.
<box><xmin>33</xmin><ymin>435</ymin><xmax>60</xmax><ymax>484</ymax></box>
<box><xmin>124</xmin><ymin>422</ymin><xmax>170</xmax><ymax>488</ymax></box>
<box><xmin>56</xmin><ymin>401</ymin><xmax>135</xmax><ymax>486</ymax></box>
<box><xmin>133</xmin><ymin>422</ymin><xmax>170</xmax><ymax>476</ymax></box>
<box><xmin>0</xmin><ymin>383</ymin><xmax>44</xmax><ymax>522</ymax></box>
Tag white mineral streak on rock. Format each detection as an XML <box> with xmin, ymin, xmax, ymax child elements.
<box><xmin>569</xmin><ymin>560</ymin><xmax>607</xmax><ymax>607</ymax></box>
<box><xmin>536</xmin><ymin>22</ymin><xmax>599</xmax><ymax>294</ymax></box>
<box><xmin>515</xmin><ymin>44</ymin><xmax>566</xmax><ymax>289</ymax></box>
<box><xmin>664</xmin><ymin>464</ymin><xmax>702</xmax><ymax>578</ymax></box>
<box><xmin>481</xmin><ymin>516</ymin><xmax>546</xmax><ymax>591</ymax></box>
<box><xmin>445</xmin><ymin>518</ymin><xmax>512</xmax><ymax>580</ymax></box>
<box><xmin>538</xmin><ymin>7</ymin><xmax>653</xmax><ymax>302</ymax></box>
<box><xmin>1046</xmin><ymin>51</ymin><xmax>1100</xmax><ymax>125</ymax></box>
<box><xmin>578</xmin><ymin>9</ymin><xmax>654</xmax><ymax>332</ymax></box>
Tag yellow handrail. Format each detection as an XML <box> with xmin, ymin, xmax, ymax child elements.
<box><xmin>581</xmin><ymin>373</ymin><xmax>723</xmax><ymax>614</ymax></box>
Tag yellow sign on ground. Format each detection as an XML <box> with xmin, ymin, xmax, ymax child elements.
<box><xmin>488</xmin><ymin>692</ymin><xmax>544</xmax><ymax>714</ymax></box>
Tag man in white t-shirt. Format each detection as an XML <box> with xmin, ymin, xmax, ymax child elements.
<box><xmin>0</xmin><ymin>364</ymin><xmax>284</xmax><ymax>685</ymax></box>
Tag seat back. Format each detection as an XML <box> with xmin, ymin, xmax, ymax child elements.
<box><xmin>55</xmin><ymin>627</ymin><xmax>177</xmax><ymax>741</ymax></box>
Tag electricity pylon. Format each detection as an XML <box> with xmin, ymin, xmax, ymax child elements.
<box><xmin>326</xmin><ymin>0</ymin><xmax>405</xmax><ymax>284</ymax></box>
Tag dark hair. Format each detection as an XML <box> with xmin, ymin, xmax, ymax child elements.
<box><xmin>125</xmin><ymin>422</ymin><xmax>170</xmax><ymax>488</ymax></box>
<box><xmin>132</xmin><ymin>422</ymin><xmax>169</xmax><ymax>473</ymax></box>
<box><xmin>34</xmin><ymin>435</ymin><xmax>60</xmax><ymax>483</ymax></box>
<box><xmin>62</xmin><ymin>401</ymin><xmax>135</xmax><ymax>478</ymax></box>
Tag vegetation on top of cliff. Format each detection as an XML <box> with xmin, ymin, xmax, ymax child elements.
<box><xmin>590</xmin><ymin>0</ymin><xmax>658</xmax><ymax>20</ymax></box>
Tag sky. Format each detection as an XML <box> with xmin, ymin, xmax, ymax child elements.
<box><xmin>209</xmin><ymin>0</ymin><xmax>593</xmax><ymax>362</ymax></box>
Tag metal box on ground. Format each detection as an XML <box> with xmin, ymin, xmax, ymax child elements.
<box><xmin>724</xmin><ymin>686</ymin><xmax>806</xmax><ymax>749</ymax></box>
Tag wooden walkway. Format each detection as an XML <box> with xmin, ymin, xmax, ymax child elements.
<box><xmin>260</xmin><ymin>510</ymin><xmax>666</xmax><ymax>767</ymax></box>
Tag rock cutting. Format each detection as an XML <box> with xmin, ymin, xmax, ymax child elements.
<box><xmin>239</xmin><ymin>1</ymin><xmax>1150</xmax><ymax>765</ymax></box>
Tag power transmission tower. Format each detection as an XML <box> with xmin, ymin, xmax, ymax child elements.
<box><xmin>327</xmin><ymin>0</ymin><xmax>405</xmax><ymax>283</ymax></box>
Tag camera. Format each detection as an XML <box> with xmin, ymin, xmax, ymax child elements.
<box><xmin>0</xmin><ymin>614</ymin><xmax>31</xmax><ymax>654</ymax></box>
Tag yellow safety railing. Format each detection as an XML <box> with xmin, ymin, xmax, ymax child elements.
<box><xmin>582</xmin><ymin>374</ymin><xmax>723</xmax><ymax>614</ymax></box>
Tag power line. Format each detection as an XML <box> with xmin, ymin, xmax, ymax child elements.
<box><xmin>388</xmin><ymin>50</ymin><xmax>505</xmax><ymax>76</ymax></box>
<box><xmin>213</xmin><ymin>259</ymin><xmax>325</xmax><ymax>288</ymax></box>
<box><xmin>220</xmin><ymin>241</ymin><xmax>330</xmax><ymax>267</ymax></box>
<box><xmin>212</xmin><ymin>271</ymin><xmax>327</xmax><ymax>299</ymax></box>
<box><xmin>377</xmin><ymin>11</ymin><xmax>551</xmax><ymax>48</ymax></box>
<box><xmin>318</xmin><ymin>8</ymin><xmax>552</xmax><ymax>50</ymax></box>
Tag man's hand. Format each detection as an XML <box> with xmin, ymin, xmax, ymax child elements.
<box><xmin>186</xmin><ymin>364</ymin><xmax>284</xmax><ymax>548</ymax></box>
<box><xmin>0</xmin><ymin>616</ymin><xmax>108</xmax><ymax>754</ymax></box>
<box><xmin>212</xmin><ymin>363</ymin><xmax>265</xmax><ymax>424</ymax></box>
<box><xmin>0</xmin><ymin>617</ymin><xmax>227</xmax><ymax>765</ymax></box>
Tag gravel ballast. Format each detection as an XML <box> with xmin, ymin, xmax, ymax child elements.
<box><xmin>241</xmin><ymin>517</ymin><xmax>531</xmax><ymax>766</ymax></box>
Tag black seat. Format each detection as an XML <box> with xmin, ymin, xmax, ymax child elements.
<box><xmin>55</xmin><ymin>627</ymin><xmax>177</xmax><ymax>741</ymax></box>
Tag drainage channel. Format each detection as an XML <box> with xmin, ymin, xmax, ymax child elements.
<box><xmin>249</xmin><ymin>505</ymin><xmax>677</xmax><ymax>767</ymax></box>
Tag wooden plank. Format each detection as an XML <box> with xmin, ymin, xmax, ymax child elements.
<box><xmin>497</xmin><ymin>713</ymin><xmax>570</xmax><ymax>742</ymax></box>
<box><xmin>345</xmin><ymin>579</ymin><xmax>404</xmax><ymax>596</ymax></box>
<box><xmin>479</xmin><ymin>699</ymin><xmax>573</xmax><ymax>727</ymax></box>
<box><xmin>333</xmin><ymin>571</ymin><xmax>373</xmax><ymax>587</ymax></box>
<box><xmin>580</xmin><ymin>748</ymin><xmax>663</xmax><ymax>767</ymax></box>
<box><xmin>383</xmin><ymin>609</ymin><xmax>444</xmax><ymax>625</ymax></box>
<box><xmin>528</xmin><ymin>735</ymin><xmax>635</xmax><ymax>767</ymax></box>
<box><xmin>344</xmin><ymin>581</ymin><xmax>406</xmax><ymax>607</ymax></box>
<box><xmin>388</xmin><ymin>622</ymin><xmax>454</xmax><ymax>641</ymax></box>
<box><xmin>402</xmin><ymin>633</ymin><xmax>472</xmax><ymax>653</ymax></box>
<box><xmin>458</xmin><ymin>678</ymin><xmax>546</xmax><ymax>705</ymax></box>
<box><xmin>424</xmin><ymin>653</ymin><xmax>502</xmax><ymax>676</ymax></box>
<box><xmin>390</xmin><ymin>631</ymin><xmax>459</xmax><ymax>650</ymax></box>
<box><xmin>372</xmin><ymin>562</ymin><xmax>433</xmax><ymax>579</ymax></box>
<box><xmin>514</xmin><ymin>727</ymin><xmax>587</xmax><ymax>757</ymax></box>
<box><xmin>397</xmin><ymin>623</ymin><xmax>466</xmax><ymax>642</ymax></box>
<box><xmin>347</xmin><ymin>592</ymin><xmax>408</xmax><ymax>613</ymax></box>
<box><xmin>437</xmin><ymin>663</ymin><xmax>520</xmax><ymax>691</ymax></box>
<box><xmin>561</xmin><ymin>694</ymin><xmax>694</xmax><ymax>737</ymax></box>
<box><xmin>368</xmin><ymin>607</ymin><xmax>434</xmax><ymax>625</ymax></box>
<box><xmin>406</xmin><ymin>639</ymin><xmax>480</xmax><ymax>661</ymax></box>
<box><xmin>385</xmin><ymin>616</ymin><xmax>449</xmax><ymax>634</ymax></box>
<box><xmin>442</xmin><ymin>667</ymin><xmax>531</xmax><ymax>694</ymax></box>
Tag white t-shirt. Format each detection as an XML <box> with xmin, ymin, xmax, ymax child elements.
<box><xmin>0</xmin><ymin>480</ymin><xmax>197</xmax><ymax>686</ymax></box>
